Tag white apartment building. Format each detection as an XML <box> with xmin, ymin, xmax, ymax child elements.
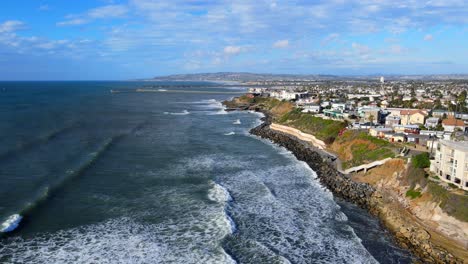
<box><xmin>430</xmin><ymin>140</ymin><xmax>468</xmax><ymax>190</ymax></box>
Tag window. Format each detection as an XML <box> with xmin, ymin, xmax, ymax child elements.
<box><xmin>465</xmin><ymin>182</ymin><xmax>468</xmax><ymax>187</ymax></box>
<box><xmin>446</xmin><ymin>175</ymin><xmax>451</xmax><ymax>180</ymax></box>
<box><xmin>454</xmin><ymin>178</ymin><xmax>461</xmax><ymax>184</ymax></box>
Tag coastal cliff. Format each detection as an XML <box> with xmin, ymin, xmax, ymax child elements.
<box><xmin>224</xmin><ymin>95</ymin><xmax>466</xmax><ymax>263</ymax></box>
<box><xmin>249</xmin><ymin>115</ymin><xmax>464</xmax><ymax>263</ymax></box>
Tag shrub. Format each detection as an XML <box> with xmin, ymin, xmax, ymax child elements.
<box><xmin>406</xmin><ymin>189</ymin><xmax>422</xmax><ymax>199</ymax></box>
<box><xmin>412</xmin><ymin>152</ymin><xmax>430</xmax><ymax>168</ymax></box>
<box><xmin>404</xmin><ymin>163</ymin><xmax>428</xmax><ymax>189</ymax></box>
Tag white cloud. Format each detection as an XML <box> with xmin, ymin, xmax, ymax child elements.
<box><xmin>273</xmin><ymin>39</ymin><xmax>289</xmax><ymax>48</ymax></box>
<box><xmin>0</xmin><ymin>20</ymin><xmax>25</xmax><ymax>33</ymax></box>
<box><xmin>57</xmin><ymin>4</ymin><xmax>128</xmax><ymax>26</ymax></box>
<box><xmin>223</xmin><ymin>45</ymin><xmax>242</xmax><ymax>55</ymax></box>
<box><xmin>424</xmin><ymin>34</ymin><xmax>433</xmax><ymax>41</ymax></box>
<box><xmin>88</xmin><ymin>5</ymin><xmax>128</xmax><ymax>19</ymax></box>
<box><xmin>57</xmin><ymin>18</ymin><xmax>88</xmax><ymax>26</ymax></box>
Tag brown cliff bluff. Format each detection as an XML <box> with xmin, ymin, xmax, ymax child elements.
<box><xmin>248</xmin><ymin>112</ymin><xmax>465</xmax><ymax>264</ymax></box>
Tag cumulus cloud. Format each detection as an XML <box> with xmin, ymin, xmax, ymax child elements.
<box><xmin>424</xmin><ymin>34</ymin><xmax>433</xmax><ymax>41</ymax></box>
<box><xmin>273</xmin><ymin>39</ymin><xmax>289</xmax><ymax>48</ymax></box>
<box><xmin>57</xmin><ymin>5</ymin><xmax>128</xmax><ymax>26</ymax></box>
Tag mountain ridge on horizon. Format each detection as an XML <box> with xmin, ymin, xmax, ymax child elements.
<box><xmin>149</xmin><ymin>72</ymin><xmax>468</xmax><ymax>82</ymax></box>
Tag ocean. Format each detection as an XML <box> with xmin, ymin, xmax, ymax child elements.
<box><xmin>0</xmin><ymin>81</ymin><xmax>414</xmax><ymax>263</ymax></box>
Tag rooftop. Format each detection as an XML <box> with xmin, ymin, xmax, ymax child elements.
<box><xmin>442</xmin><ymin>118</ymin><xmax>465</xmax><ymax>126</ymax></box>
<box><xmin>440</xmin><ymin>140</ymin><xmax>468</xmax><ymax>152</ymax></box>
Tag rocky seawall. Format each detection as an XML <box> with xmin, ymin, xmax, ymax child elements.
<box><xmin>249</xmin><ymin>113</ymin><xmax>464</xmax><ymax>264</ymax></box>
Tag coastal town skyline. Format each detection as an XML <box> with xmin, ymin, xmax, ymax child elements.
<box><xmin>1</xmin><ymin>0</ymin><xmax>467</xmax><ymax>80</ymax></box>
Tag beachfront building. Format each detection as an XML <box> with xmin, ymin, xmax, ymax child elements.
<box><xmin>301</xmin><ymin>104</ymin><xmax>321</xmax><ymax>113</ymax></box>
<box><xmin>270</xmin><ymin>90</ymin><xmax>309</xmax><ymax>101</ymax></box>
<box><xmin>323</xmin><ymin>109</ymin><xmax>344</xmax><ymax>119</ymax></box>
<box><xmin>430</xmin><ymin>140</ymin><xmax>468</xmax><ymax>190</ymax></box>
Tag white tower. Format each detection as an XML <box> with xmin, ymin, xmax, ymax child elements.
<box><xmin>380</xmin><ymin>76</ymin><xmax>385</xmax><ymax>84</ymax></box>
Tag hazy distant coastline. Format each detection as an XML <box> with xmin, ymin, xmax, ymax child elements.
<box><xmin>146</xmin><ymin>72</ymin><xmax>468</xmax><ymax>82</ymax></box>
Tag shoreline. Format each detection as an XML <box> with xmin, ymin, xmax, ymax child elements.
<box><xmin>245</xmin><ymin>108</ymin><xmax>465</xmax><ymax>264</ymax></box>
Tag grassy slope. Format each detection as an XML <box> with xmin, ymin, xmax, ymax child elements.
<box><xmin>277</xmin><ymin>108</ymin><xmax>346</xmax><ymax>143</ymax></box>
<box><xmin>331</xmin><ymin>130</ymin><xmax>396</xmax><ymax>169</ymax></box>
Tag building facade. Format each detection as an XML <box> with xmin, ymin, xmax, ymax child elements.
<box><xmin>430</xmin><ymin>140</ymin><xmax>468</xmax><ymax>190</ymax></box>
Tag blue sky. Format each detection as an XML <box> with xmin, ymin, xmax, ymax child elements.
<box><xmin>0</xmin><ymin>0</ymin><xmax>467</xmax><ymax>80</ymax></box>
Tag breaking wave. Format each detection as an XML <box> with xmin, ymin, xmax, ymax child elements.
<box><xmin>0</xmin><ymin>217</ymin><xmax>236</xmax><ymax>264</ymax></box>
<box><xmin>164</xmin><ymin>110</ymin><xmax>190</xmax><ymax>115</ymax></box>
<box><xmin>224</xmin><ymin>132</ymin><xmax>235</xmax><ymax>136</ymax></box>
<box><xmin>0</xmin><ymin>214</ymin><xmax>22</xmax><ymax>233</ymax></box>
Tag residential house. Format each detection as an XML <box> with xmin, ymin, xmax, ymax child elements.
<box><xmin>406</xmin><ymin>134</ymin><xmax>430</xmax><ymax>146</ymax></box>
<box><xmin>385</xmin><ymin>115</ymin><xmax>400</xmax><ymax>128</ymax></box>
<box><xmin>358</xmin><ymin>107</ymin><xmax>381</xmax><ymax>124</ymax></box>
<box><xmin>400</xmin><ymin>110</ymin><xmax>427</xmax><ymax>125</ymax></box>
<box><xmin>425</xmin><ymin>117</ymin><xmax>440</xmax><ymax>129</ymax></box>
<box><xmin>369</xmin><ymin>127</ymin><xmax>393</xmax><ymax>138</ymax></box>
<box><xmin>302</xmin><ymin>104</ymin><xmax>321</xmax><ymax>113</ymax></box>
<box><xmin>432</xmin><ymin>110</ymin><xmax>452</xmax><ymax>119</ymax></box>
<box><xmin>390</xmin><ymin>133</ymin><xmax>406</xmax><ymax>142</ymax></box>
<box><xmin>442</xmin><ymin>118</ymin><xmax>466</xmax><ymax>132</ymax></box>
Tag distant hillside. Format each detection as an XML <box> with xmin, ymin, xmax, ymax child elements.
<box><xmin>150</xmin><ymin>72</ymin><xmax>340</xmax><ymax>82</ymax></box>
<box><xmin>149</xmin><ymin>72</ymin><xmax>468</xmax><ymax>82</ymax></box>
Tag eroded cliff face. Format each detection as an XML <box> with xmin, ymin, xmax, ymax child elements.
<box><xmin>250</xmin><ymin>120</ymin><xmax>465</xmax><ymax>264</ymax></box>
<box><xmin>357</xmin><ymin>162</ymin><xmax>468</xmax><ymax>262</ymax></box>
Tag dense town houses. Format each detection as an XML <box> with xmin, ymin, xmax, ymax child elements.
<box><xmin>246</xmin><ymin>78</ymin><xmax>468</xmax><ymax>190</ymax></box>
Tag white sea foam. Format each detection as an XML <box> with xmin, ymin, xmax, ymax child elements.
<box><xmin>157</xmin><ymin>89</ymin><xmax>168</xmax><ymax>92</ymax></box>
<box><xmin>208</xmin><ymin>181</ymin><xmax>232</xmax><ymax>204</ymax></box>
<box><xmin>208</xmin><ymin>181</ymin><xmax>236</xmax><ymax>233</ymax></box>
<box><xmin>164</xmin><ymin>110</ymin><xmax>190</xmax><ymax>115</ymax></box>
<box><xmin>224</xmin><ymin>132</ymin><xmax>235</xmax><ymax>136</ymax></box>
<box><xmin>0</xmin><ymin>214</ymin><xmax>22</xmax><ymax>233</ymax></box>
<box><xmin>0</xmin><ymin>217</ymin><xmax>236</xmax><ymax>264</ymax></box>
<box><xmin>215</xmin><ymin>151</ymin><xmax>379</xmax><ymax>263</ymax></box>
<box><xmin>233</xmin><ymin>119</ymin><xmax>241</xmax><ymax>125</ymax></box>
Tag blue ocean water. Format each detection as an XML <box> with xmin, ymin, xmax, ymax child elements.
<box><xmin>0</xmin><ymin>81</ymin><xmax>414</xmax><ymax>263</ymax></box>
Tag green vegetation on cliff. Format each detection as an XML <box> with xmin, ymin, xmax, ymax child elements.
<box><xmin>412</xmin><ymin>153</ymin><xmax>430</xmax><ymax>168</ymax></box>
<box><xmin>405</xmin><ymin>189</ymin><xmax>422</xmax><ymax>199</ymax></box>
<box><xmin>277</xmin><ymin>108</ymin><xmax>346</xmax><ymax>143</ymax></box>
<box><xmin>230</xmin><ymin>96</ymin><xmax>345</xmax><ymax>142</ymax></box>
<box><xmin>427</xmin><ymin>182</ymin><xmax>468</xmax><ymax>222</ymax></box>
<box><xmin>402</xmin><ymin>162</ymin><xmax>468</xmax><ymax>222</ymax></box>
<box><xmin>331</xmin><ymin>130</ymin><xmax>395</xmax><ymax>169</ymax></box>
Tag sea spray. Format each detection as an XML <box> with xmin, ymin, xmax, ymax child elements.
<box><xmin>0</xmin><ymin>214</ymin><xmax>23</xmax><ymax>233</ymax></box>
